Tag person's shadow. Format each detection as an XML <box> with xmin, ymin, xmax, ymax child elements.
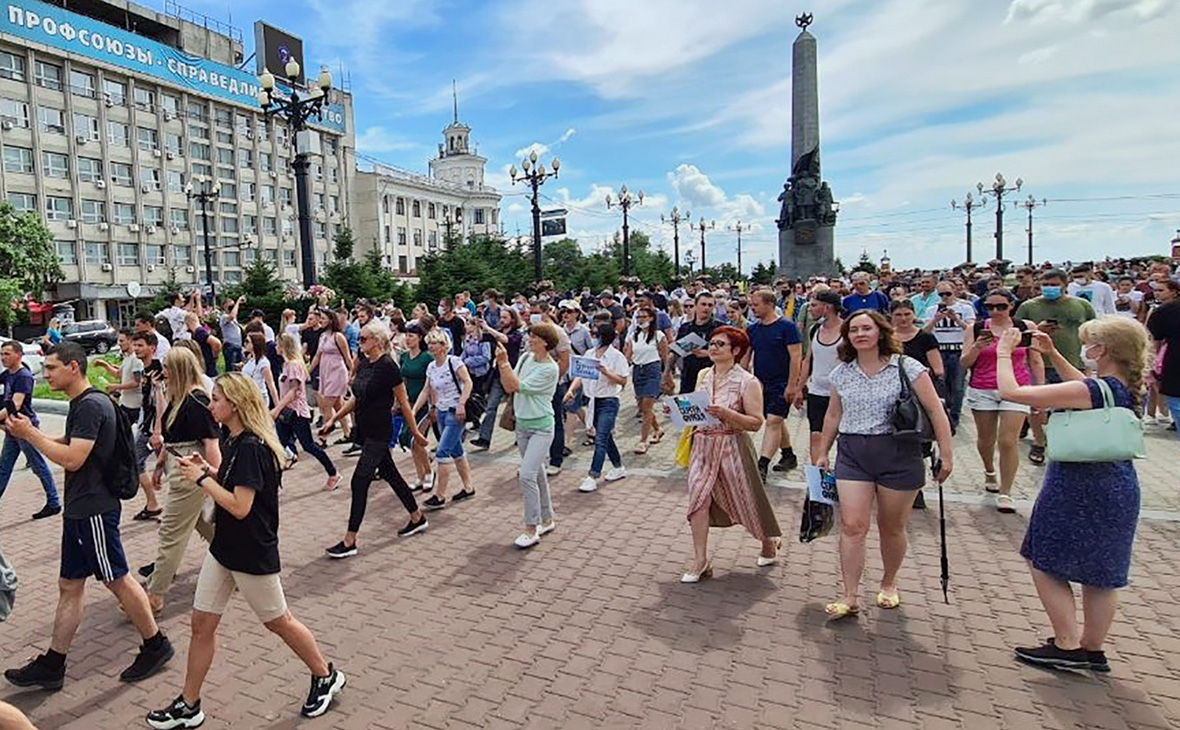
<box><xmin>630</xmin><ymin>572</ymin><xmax>777</xmax><ymax>653</ymax></box>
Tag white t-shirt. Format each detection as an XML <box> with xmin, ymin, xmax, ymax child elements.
<box><xmin>1068</xmin><ymin>280</ymin><xmax>1117</xmax><ymax>316</ymax></box>
<box><xmin>1113</xmin><ymin>289</ymin><xmax>1143</xmax><ymax>318</ymax></box>
<box><xmin>119</xmin><ymin>353</ymin><xmax>144</xmax><ymax>408</ymax></box>
<box><xmin>581</xmin><ymin>346</ymin><xmax>629</xmax><ymax>399</ymax></box>
<box><xmin>158</xmin><ymin>306</ymin><xmax>189</xmax><ymax>341</ymax></box>
<box><xmin>426</xmin><ymin>355</ymin><xmax>466</xmax><ymax>410</ymax></box>
<box><xmin>931</xmin><ymin>301</ymin><xmax>977</xmax><ymax>347</ymax></box>
<box><xmin>628</xmin><ymin>330</ymin><xmax>665</xmax><ymax>366</ymax></box>
<box><xmin>153</xmin><ymin>332</ymin><xmax>171</xmax><ymax>358</ymax></box>
<box><xmin>242</xmin><ymin>356</ymin><xmax>272</xmax><ymax>406</ymax></box>
<box><xmin>807</xmin><ymin>326</ymin><xmax>843</xmax><ymax>397</ymax></box>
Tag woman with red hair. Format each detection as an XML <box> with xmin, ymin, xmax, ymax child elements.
<box><xmin>681</xmin><ymin>326</ymin><xmax>783</xmax><ymax>582</ymax></box>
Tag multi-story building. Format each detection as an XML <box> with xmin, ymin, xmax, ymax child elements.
<box><xmin>0</xmin><ymin>0</ymin><xmax>355</xmax><ymax>323</ymax></box>
<box><xmin>354</xmin><ymin>112</ymin><xmax>499</xmax><ymax>278</ymax></box>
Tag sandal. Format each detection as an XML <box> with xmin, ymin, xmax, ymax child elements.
<box><xmin>825</xmin><ymin>601</ymin><xmax>860</xmax><ymax>620</ymax></box>
<box><xmin>996</xmin><ymin>494</ymin><xmax>1016</xmax><ymax>514</ymax></box>
<box><xmin>133</xmin><ymin>507</ymin><xmax>163</xmax><ymax>521</ymax></box>
<box><xmin>876</xmin><ymin>591</ymin><xmax>902</xmax><ymax>609</ymax></box>
<box><xmin>984</xmin><ymin>471</ymin><xmax>999</xmax><ymax>494</ymax></box>
<box><xmin>1029</xmin><ymin>445</ymin><xmax>1046</xmax><ymax>466</ymax></box>
<box><xmin>634</xmin><ymin>442</ymin><xmax>649</xmax><ymax>455</ymax></box>
<box><xmin>650</xmin><ymin>430</ymin><xmax>665</xmax><ymax>445</ymax></box>
<box><xmin>582</xmin><ymin>436</ymin><xmax>596</xmax><ymax>446</ymax></box>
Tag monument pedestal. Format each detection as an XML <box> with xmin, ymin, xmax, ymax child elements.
<box><xmin>779</xmin><ymin>225</ymin><xmax>835</xmax><ymax>278</ymax></box>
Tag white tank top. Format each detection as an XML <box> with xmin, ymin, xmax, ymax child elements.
<box><xmin>808</xmin><ymin>326</ymin><xmax>842</xmax><ymax>397</ymax></box>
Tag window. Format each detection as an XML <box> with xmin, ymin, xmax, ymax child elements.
<box><xmin>383</xmin><ymin>225</ymin><xmax>390</xmax><ymax>243</ymax></box>
<box><xmin>137</xmin><ymin>127</ymin><xmax>158</xmax><ymax>151</ymax></box>
<box><xmin>143</xmin><ymin>206</ymin><xmax>164</xmax><ymax>227</ymax></box>
<box><xmin>80</xmin><ymin>200</ymin><xmax>106</xmax><ymax>223</ymax></box>
<box><xmin>282</xmin><ymin>249</ymin><xmax>296</xmax><ymax>267</ymax></box>
<box><xmin>45</xmin><ymin>196</ymin><xmax>73</xmax><ymax>221</ymax></box>
<box><xmin>260</xmin><ymin>185</ymin><xmax>275</xmax><ymax>205</ymax></box>
<box><xmin>412</xmin><ymin>200</ymin><xmax>421</xmax><ymax>217</ymax></box>
<box><xmin>263</xmin><ymin>248</ymin><xmax>278</xmax><ymax>263</ymax></box>
<box><xmin>133</xmin><ymin>87</ymin><xmax>154</xmax><ymax>111</ymax></box>
<box><xmin>214</xmin><ymin>108</ymin><xmax>232</xmax><ymax>128</ymax></box>
<box><xmin>326</xmin><ymin>137</ymin><xmax>338</xmax><ymax>155</ymax></box>
<box><xmin>39</xmin><ymin>106</ymin><xmax>65</xmax><ymax>134</ymax></box>
<box><xmin>413</xmin><ymin>230</ymin><xmax>422</xmax><ymax>247</ymax></box>
<box><xmin>397</xmin><ymin>227</ymin><xmax>406</xmax><ymax>245</ymax></box>
<box><xmin>330</xmin><ymin>167</ymin><xmax>339</xmax><ymax>184</ymax></box>
<box><xmin>221</xmin><ymin>217</ymin><xmax>239</xmax><ymax>234</ymax></box>
<box><xmin>279</xmin><ymin>188</ymin><xmax>292</xmax><ymax>207</ymax></box>
<box><xmin>313</xmin><ymin>163</ymin><xmax>323</xmax><ymax>181</ymax></box>
<box><xmin>103</xmin><ymin>79</ymin><xmax>127</xmax><ymax>105</ymax></box>
<box><xmin>78</xmin><ymin>157</ymin><xmax>103</xmax><ymax>183</ymax></box>
<box><xmin>7</xmin><ymin>192</ymin><xmax>35</xmax><ymax>212</ymax></box>
<box><xmin>242</xmin><ymin>182</ymin><xmax>256</xmax><ymax>202</ymax></box>
<box><xmin>238</xmin><ymin>148</ymin><xmax>253</xmax><ymax>167</ymax></box>
<box><xmin>190</xmin><ymin>142</ymin><xmax>210</xmax><ymax>160</ymax></box>
<box><xmin>428</xmin><ymin>230</ymin><xmax>438</xmax><ymax>248</ymax></box>
<box><xmin>275</xmin><ymin>126</ymin><xmax>288</xmax><ymax>146</ymax></box>
<box><xmin>243</xmin><ymin>215</ymin><xmax>257</xmax><ymax>234</ymax></box>
<box><xmin>223</xmin><ymin>269</ymin><xmax>241</xmax><ymax>284</ymax></box>
<box><xmin>428</xmin><ymin>203</ymin><xmax>436</xmax><ymax>219</ymax></box>
<box><xmin>214</xmin><ymin>147</ymin><xmax>232</xmax><ymax>166</ymax></box>
<box><xmin>186</xmin><ymin>100</ymin><xmax>207</xmax><ymax>121</ymax></box>
<box><xmin>117</xmin><ymin>243</ymin><xmax>140</xmax><ymax>266</ymax></box>
<box><xmin>173</xmin><ymin>245</ymin><xmax>191</xmax><ymax>266</ymax></box>
<box><xmin>56</xmin><ymin>241</ymin><xmax>77</xmax><ymax>265</ymax></box>
<box><xmin>215</xmin><ymin>130</ymin><xmax>233</xmax><ymax>145</ymax></box>
<box><xmin>165</xmin><ymin>133</ymin><xmax>183</xmax><ymax>156</ymax></box>
<box><xmin>66</xmin><ymin>70</ymin><xmax>96</xmax><ymax>98</ymax></box>
<box><xmin>259</xmin><ymin>152</ymin><xmax>273</xmax><ymax>172</ymax></box>
<box><xmin>0</xmin><ymin>99</ymin><xmax>29</xmax><ymax>127</ymax></box>
<box><xmin>73</xmin><ymin>113</ymin><xmax>100</xmax><ymax>141</ymax></box>
<box><xmin>189</xmin><ymin>124</ymin><xmax>208</xmax><ymax>140</ymax></box>
<box><xmin>398</xmin><ymin>255</ymin><xmax>408</xmax><ymax>274</ymax></box>
<box><xmin>256</xmin><ymin>121</ymin><xmax>270</xmax><ymax>142</ymax></box>
<box><xmin>474</xmin><ymin>208</ymin><xmax>485</xmax><ymax>224</ymax></box>
<box><xmin>281</xmin><ymin>218</ymin><xmax>293</xmax><ymax>237</ymax></box>
<box><xmin>223</xmin><ymin>250</ymin><xmax>240</xmax><ymax>268</ymax></box>
<box><xmin>139</xmin><ymin>167</ymin><xmax>161</xmax><ymax>190</ymax></box>
<box><xmin>85</xmin><ymin>241</ymin><xmax>110</xmax><ymax>265</ymax></box>
<box><xmin>111</xmin><ymin>163</ymin><xmax>133</xmax><ymax>187</ymax></box>
<box><xmin>217</xmin><ymin>166</ymin><xmax>235</xmax><ymax>181</ymax></box>
<box><xmin>107</xmin><ymin>120</ymin><xmax>130</xmax><ymax>147</ymax></box>
<box><xmin>262</xmin><ymin>217</ymin><xmax>277</xmax><ymax>235</ymax></box>
<box><xmin>34</xmin><ymin>60</ymin><xmax>62</xmax><ymax>90</ymax></box>
<box><xmin>167</xmin><ymin>170</ymin><xmax>185</xmax><ymax>194</ymax></box>
<box><xmin>161</xmin><ymin>94</ymin><xmax>179</xmax><ymax>116</ymax></box>
<box><xmin>146</xmin><ymin>244</ymin><xmax>166</xmax><ymax>265</ymax></box>
<box><xmin>191</xmin><ymin>162</ymin><xmax>212</xmax><ymax>179</ymax></box>
<box><xmin>3</xmin><ymin>146</ymin><xmax>32</xmax><ymax>173</ymax></box>
<box><xmin>330</xmin><ymin>195</ymin><xmax>340</xmax><ymax>213</ymax></box>
<box><xmin>313</xmin><ymin>193</ymin><xmax>324</xmax><ymax>209</ymax></box>
<box><xmin>396</xmin><ymin>198</ymin><xmax>405</xmax><ymax>215</ymax></box>
<box><xmin>113</xmin><ymin>203</ymin><xmax>135</xmax><ymax>224</ymax></box>
<box><xmin>243</xmin><ymin>248</ymin><xmax>257</xmax><ymax>265</ymax></box>
<box><xmin>315</xmin><ymin>222</ymin><xmax>326</xmax><ymax>239</ymax></box>
<box><xmin>0</xmin><ymin>51</ymin><xmax>25</xmax><ymax>81</ymax></box>
<box><xmin>170</xmin><ymin>208</ymin><xmax>189</xmax><ymax>230</ymax></box>
<box><xmin>218</xmin><ymin>182</ymin><xmax>236</xmax><ymax>199</ymax></box>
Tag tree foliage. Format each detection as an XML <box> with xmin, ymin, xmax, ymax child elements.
<box><xmin>750</xmin><ymin>260</ymin><xmax>778</xmax><ymax>286</ymax></box>
<box><xmin>852</xmin><ymin>251</ymin><xmax>878</xmax><ymax>275</ymax></box>
<box><xmin>320</xmin><ymin>228</ymin><xmax>415</xmax><ymax>311</ymax></box>
<box><xmin>0</xmin><ymin>202</ymin><xmax>62</xmax><ymax>331</ymax></box>
<box><xmin>416</xmin><ymin>234</ymin><xmax>534</xmax><ymax>305</ymax></box>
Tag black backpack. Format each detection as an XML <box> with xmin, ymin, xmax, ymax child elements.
<box><xmin>82</xmin><ymin>389</ymin><xmax>141</xmax><ymax>500</ymax></box>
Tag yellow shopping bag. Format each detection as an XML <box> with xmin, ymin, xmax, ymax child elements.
<box><xmin>674</xmin><ymin>426</ymin><xmax>694</xmax><ymax>469</ymax></box>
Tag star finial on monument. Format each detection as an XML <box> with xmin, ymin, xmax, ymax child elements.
<box><xmin>795</xmin><ymin>13</ymin><xmax>813</xmax><ymax>31</ymax></box>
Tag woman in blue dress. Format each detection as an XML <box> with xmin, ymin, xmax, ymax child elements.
<box><xmin>995</xmin><ymin>317</ymin><xmax>1147</xmax><ymax>672</ymax></box>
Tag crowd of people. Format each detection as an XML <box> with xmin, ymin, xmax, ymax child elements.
<box><xmin>0</xmin><ymin>254</ymin><xmax>1176</xmax><ymax>727</ymax></box>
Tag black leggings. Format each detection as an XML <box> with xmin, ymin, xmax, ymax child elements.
<box><xmin>349</xmin><ymin>437</ymin><xmax>418</xmax><ymax>532</ymax></box>
<box><xmin>275</xmin><ymin>415</ymin><xmax>336</xmax><ymax>476</ymax></box>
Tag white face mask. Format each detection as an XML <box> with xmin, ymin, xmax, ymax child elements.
<box><xmin>1083</xmin><ymin>345</ymin><xmax>1102</xmax><ymax>370</ymax></box>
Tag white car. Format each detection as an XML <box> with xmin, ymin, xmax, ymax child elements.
<box><xmin>2</xmin><ymin>338</ymin><xmax>44</xmax><ymax>376</ymax></box>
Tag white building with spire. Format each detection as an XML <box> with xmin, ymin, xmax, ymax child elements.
<box><xmin>352</xmin><ymin>91</ymin><xmax>500</xmax><ymax>278</ymax></box>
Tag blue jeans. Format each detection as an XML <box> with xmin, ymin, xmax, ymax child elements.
<box><xmin>223</xmin><ymin>342</ymin><xmax>243</xmax><ymax>373</ymax></box>
<box><xmin>549</xmin><ymin>380</ymin><xmax>570</xmax><ymax>468</ymax></box>
<box><xmin>0</xmin><ymin>434</ymin><xmax>60</xmax><ymax>508</ymax></box>
<box><xmin>589</xmin><ymin>397</ymin><xmax>621</xmax><ymax>477</ymax></box>
<box><xmin>436</xmin><ymin>408</ymin><xmax>466</xmax><ymax>464</ymax></box>
<box><xmin>477</xmin><ymin>376</ymin><xmax>506</xmax><ymax>444</ymax></box>
<box><xmin>942</xmin><ymin>349</ymin><xmax>965</xmax><ymax>429</ymax></box>
<box><xmin>1167</xmin><ymin>397</ymin><xmax>1180</xmax><ymax>442</ymax></box>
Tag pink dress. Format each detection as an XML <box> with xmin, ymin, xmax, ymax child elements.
<box><xmin>687</xmin><ymin>366</ymin><xmax>782</xmax><ymax>540</ymax></box>
<box><xmin>317</xmin><ymin>331</ymin><xmax>349</xmax><ymax>398</ymax></box>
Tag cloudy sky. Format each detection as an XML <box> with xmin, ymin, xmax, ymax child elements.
<box><xmin>203</xmin><ymin>0</ymin><xmax>1177</xmax><ymax>271</ymax></box>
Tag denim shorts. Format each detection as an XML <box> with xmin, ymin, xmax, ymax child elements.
<box><xmin>435</xmin><ymin>408</ymin><xmax>465</xmax><ymax>464</ymax></box>
<box><xmin>632</xmin><ymin>361</ymin><xmax>663</xmax><ymax>399</ymax></box>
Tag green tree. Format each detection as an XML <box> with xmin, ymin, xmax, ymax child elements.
<box><xmin>221</xmin><ymin>259</ymin><xmax>297</xmax><ymax>329</ymax></box>
<box><xmin>0</xmin><ymin>202</ymin><xmax>62</xmax><ymax>332</ymax></box>
<box><xmin>750</xmin><ymin>260</ymin><xmax>778</xmax><ymax>286</ymax></box>
<box><xmin>333</xmin><ymin>226</ymin><xmax>355</xmax><ymax>261</ymax></box>
<box><xmin>416</xmin><ymin>234</ymin><xmax>531</xmax><ymax>305</ymax></box>
<box><xmin>144</xmin><ymin>267</ymin><xmax>186</xmax><ymax>315</ymax></box>
<box><xmin>852</xmin><ymin>251</ymin><xmax>878</xmax><ymax>275</ymax></box>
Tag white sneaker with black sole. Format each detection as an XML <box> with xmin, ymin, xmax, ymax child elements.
<box><xmin>604</xmin><ymin>466</ymin><xmax>627</xmax><ymax>482</ymax></box>
<box><xmin>301</xmin><ymin>664</ymin><xmax>346</xmax><ymax>718</ymax></box>
<box><xmin>146</xmin><ymin>695</ymin><xmax>205</xmax><ymax>729</ymax></box>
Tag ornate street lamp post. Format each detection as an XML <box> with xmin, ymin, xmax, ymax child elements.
<box><xmin>976</xmin><ymin>173</ymin><xmax>1022</xmax><ymax>262</ymax></box>
<box><xmin>510</xmin><ymin>150</ymin><xmax>560</xmax><ymax>283</ymax></box>
<box><xmin>606</xmin><ymin>185</ymin><xmax>644</xmax><ymax>276</ymax></box>
<box><xmin>662</xmin><ymin>206</ymin><xmax>689</xmax><ymax>284</ymax></box>
<box><xmin>186</xmin><ymin>175</ymin><xmax>220</xmax><ymax>302</ymax></box>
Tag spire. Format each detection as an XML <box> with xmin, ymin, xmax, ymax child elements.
<box><xmin>452</xmin><ymin>79</ymin><xmax>458</xmax><ymax>124</ymax></box>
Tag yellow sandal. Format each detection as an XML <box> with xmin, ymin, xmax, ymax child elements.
<box><xmin>824</xmin><ymin>601</ymin><xmax>860</xmax><ymax>620</ymax></box>
<box><xmin>876</xmin><ymin>591</ymin><xmax>901</xmax><ymax>609</ymax></box>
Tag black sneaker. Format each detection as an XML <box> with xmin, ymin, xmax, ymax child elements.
<box><xmin>397</xmin><ymin>516</ymin><xmax>428</xmax><ymax>537</ymax></box>
<box><xmin>31</xmin><ymin>504</ymin><xmax>61</xmax><ymax>520</ymax></box>
<box><xmin>1088</xmin><ymin>649</ymin><xmax>1110</xmax><ymax>673</ymax></box>
<box><xmin>325</xmin><ymin>541</ymin><xmax>358</xmax><ymax>559</ymax></box>
<box><xmin>469</xmin><ymin>439</ymin><xmax>490</xmax><ymax>451</ymax></box>
<box><xmin>120</xmin><ymin>635</ymin><xmax>174</xmax><ymax>682</ymax></box>
<box><xmin>1014</xmin><ymin>642</ymin><xmax>1090</xmax><ymax>670</ymax></box>
<box><xmin>562</xmin><ymin>446</ymin><xmax>572</xmax><ymax>457</ymax></box>
<box><xmin>342</xmin><ymin>444</ymin><xmax>362</xmax><ymax>457</ymax></box>
<box><xmin>4</xmin><ymin>653</ymin><xmax>65</xmax><ymax>691</ymax></box>
<box><xmin>301</xmin><ymin>663</ymin><xmax>346</xmax><ymax>718</ymax></box>
<box><xmin>423</xmin><ymin>495</ymin><xmax>447</xmax><ymax>511</ymax></box>
<box><xmin>450</xmin><ymin>489</ymin><xmax>475</xmax><ymax>503</ymax></box>
<box><xmin>912</xmin><ymin>491</ymin><xmax>927</xmax><ymax>510</ymax></box>
<box><xmin>772</xmin><ymin>451</ymin><xmax>798</xmax><ymax>472</ymax></box>
<box><xmin>757</xmin><ymin>463</ymin><xmax>769</xmax><ymax>483</ymax></box>
<box><xmin>146</xmin><ymin>695</ymin><xmax>205</xmax><ymax>729</ymax></box>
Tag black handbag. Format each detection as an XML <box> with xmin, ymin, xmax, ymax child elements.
<box><xmin>799</xmin><ymin>495</ymin><xmax>835</xmax><ymax>543</ymax></box>
<box><xmin>889</xmin><ymin>356</ymin><xmax>934</xmax><ymax>442</ymax></box>
<box><xmin>447</xmin><ymin>359</ymin><xmax>487</xmax><ymax>427</ymax></box>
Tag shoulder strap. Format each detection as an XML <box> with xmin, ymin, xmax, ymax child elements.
<box><xmin>1091</xmin><ymin>377</ymin><xmax>1115</xmax><ymax>409</ymax></box>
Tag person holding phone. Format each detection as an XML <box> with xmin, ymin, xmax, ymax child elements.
<box><xmin>961</xmin><ymin>289</ymin><xmax>1043</xmax><ymax>513</ymax></box>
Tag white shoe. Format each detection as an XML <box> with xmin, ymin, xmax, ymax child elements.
<box><xmin>604</xmin><ymin>466</ymin><xmax>627</xmax><ymax>482</ymax></box>
<box><xmin>1143</xmin><ymin>415</ymin><xmax>1157</xmax><ymax>426</ymax></box>
<box><xmin>757</xmin><ymin>555</ymin><xmax>779</xmax><ymax>567</ymax></box>
<box><xmin>514</xmin><ymin>532</ymin><xmax>540</xmax><ymax>549</ymax></box>
<box><xmin>545</xmin><ymin>465</ymin><xmax>562</xmax><ymax>477</ymax></box>
<box><xmin>578</xmin><ymin>477</ymin><xmax>599</xmax><ymax>493</ymax></box>
<box><xmin>538</xmin><ymin>520</ymin><xmax>556</xmax><ymax>536</ymax></box>
<box><xmin>680</xmin><ymin>563</ymin><xmax>713</xmax><ymax>583</ymax></box>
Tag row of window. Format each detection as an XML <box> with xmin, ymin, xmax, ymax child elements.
<box><xmin>382</xmin><ymin>225</ymin><xmax>439</xmax><ymax>249</ymax></box>
<box><xmin>379</xmin><ymin>195</ymin><xmax>492</xmax><ymax>226</ymax></box>
<box><xmin>55</xmin><ymin>240</ymin><xmax>301</xmax><ymax>269</ymax></box>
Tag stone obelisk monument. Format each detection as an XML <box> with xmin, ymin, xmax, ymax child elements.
<box><xmin>777</xmin><ymin>13</ymin><xmax>836</xmax><ymax>277</ymax></box>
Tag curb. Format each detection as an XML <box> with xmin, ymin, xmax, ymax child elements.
<box><xmin>31</xmin><ymin>398</ymin><xmax>70</xmax><ymax>416</ymax></box>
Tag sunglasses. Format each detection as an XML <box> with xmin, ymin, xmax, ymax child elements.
<box><xmin>984</xmin><ymin>302</ymin><xmax>1010</xmax><ymax>311</ymax></box>
<box><xmin>707</xmin><ymin>340</ymin><xmax>730</xmax><ymax>349</ymax></box>
<box><xmin>357</xmin><ymin>335</ymin><xmax>370</xmax><ymax>343</ymax></box>
<box><xmin>938</xmin><ymin>292</ymin><xmax>954</xmax><ymax>297</ymax></box>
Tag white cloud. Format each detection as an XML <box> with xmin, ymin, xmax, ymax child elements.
<box><xmin>1005</xmin><ymin>0</ymin><xmax>1169</xmax><ymax>24</ymax></box>
<box><xmin>667</xmin><ymin>164</ymin><xmax>765</xmax><ymax>224</ymax></box>
<box><xmin>513</xmin><ymin>142</ymin><xmax>550</xmax><ymax>161</ymax></box>
<box><xmin>558</xmin><ymin>128</ymin><xmax>577</xmax><ymax>143</ymax></box>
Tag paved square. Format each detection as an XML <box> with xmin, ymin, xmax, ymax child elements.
<box><xmin>1</xmin><ymin>407</ymin><xmax>1178</xmax><ymax>729</ymax></box>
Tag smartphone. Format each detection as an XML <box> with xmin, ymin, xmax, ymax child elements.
<box><xmin>1044</xmin><ymin>318</ymin><xmax>1058</xmax><ymax>327</ymax></box>
<box><xmin>1019</xmin><ymin>331</ymin><xmax>1033</xmax><ymax>348</ymax></box>
<box><xmin>165</xmin><ymin>445</ymin><xmax>186</xmax><ymax>458</ymax></box>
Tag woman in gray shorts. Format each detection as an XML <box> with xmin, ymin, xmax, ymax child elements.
<box><xmin>815</xmin><ymin>311</ymin><xmax>954</xmax><ymax>620</ymax></box>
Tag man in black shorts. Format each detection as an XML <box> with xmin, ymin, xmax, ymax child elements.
<box><xmin>745</xmin><ymin>289</ymin><xmax>803</xmax><ymax>479</ymax></box>
<box><xmin>3</xmin><ymin>343</ymin><xmax>173</xmax><ymax>691</ymax></box>
<box><xmin>794</xmin><ymin>291</ymin><xmax>844</xmax><ymax>463</ymax></box>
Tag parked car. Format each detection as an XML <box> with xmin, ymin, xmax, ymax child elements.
<box><xmin>59</xmin><ymin>320</ymin><xmax>118</xmax><ymax>354</ymax></box>
<box><xmin>1</xmin><ymin>337</ymin><xmax>44</xmax><ymax>376</ymax></box>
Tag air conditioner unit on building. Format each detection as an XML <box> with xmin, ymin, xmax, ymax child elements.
<box><xmin>128</xmin><ymin>224</ymin><xmax>140</xmax><ymax>232</ymax></box>
<box><xmin>66</xmin><ymin>219</ymin><xmax>77</xmax><ymax>229</ymax></box>
<box><xmin>166</xmin><ymin>151</ymin><xmax>175</xmax><ymax>160</ymax></box>
<box><xmin>101</xmin><ymin>263</ymin><xmax>113</xmax><ymax>272</ymax></box>
<box><xmin>1</xmin><ymin>121</ymin><xmax>13</xmax><ymax>131</ymax></box>
<box><xmin>170</xmin><ymin>225</ymin><xmax>180</xmax><ymax>235</ymax></box>
<box><xmin>152</xmin><ymin>149</ymin><xmax>161</xmax><ymax>158</ymax></box>
<box><xmin>269</xmin><ymin>171</ymin><xmax>277</xmax><ymax>178</ymax></box>
<box><xmin>163</xmin><ymin>110</ymin><xmax>173</xmax><ymax>121</ymax></box>
<box><xmin>146</xmin><ymin>225</ymin><xmax>157</xmax><ymax>234</ymax></box>
<box><xmin>185</xmin><ymin>265</ymin><xmax>195</xmax><ymax>273</ymax></box>
<box><xmin>103</xmin><ymin>97</ymin><xmax>113</xmax><ymax>109</ymax></box>
<box><xmin>75</xmin><ymin>135</ymin><xmax>87</xmax><ymax>145</ymax></box>
<box><xmin>95</xmin><ymin>179</ymin><xmax>107</xmax><ymax>189</ymax></box>
<box><xmin>140</xmin><ymin>184</ymin><xmax>151</xmax><ymax>193</ymax></box>
<box><xmin>282</xmin><ymin>233</ymin><xmax>291</xmax><ymax>241</ymax></box>
<box><xmin>263</xmin><ymin>201</ymin><xmax>274</xmax><ymax>209</ymax></box>
<box><xmin>98</xmin><ymin>222</ymin><xmax>109</xmax><ymax>231</ymax></box>
<box><xmin>147</xmin><ymin>263</ymin><xmax>155</xmax><ymax>271</ymax></box>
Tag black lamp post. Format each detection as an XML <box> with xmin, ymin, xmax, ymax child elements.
<box><xmin>606</xmin><ymin>185</ymin><xmax>644</xmax><ymax>276</ymax></box>
<box><xmin>186</xmin><ymin>174</ymin><xmax>220</xmax><ymax>302</ymax></box>
<box><xmin>727</xmin><ymin>219</ymin><xmax>746</xmax><ymax>278</ymax></box>
<box><xmin>976</xmin><ymin>173</ymin><xmax>1022</xmax><ymax>262</ymax></box>
<box><xmin>509</xmin><ymin>150</ymin><xmax>560</xmax><ymax>284</ymax></box>
<box><xmin>951</xmin><ymin>192</ymin><xmax>985</xmax><ymax>265</ymax></box>
<box><xmin>661</xmin><ymin>206</ymin><xmax>689</xmax><ymax>284</ymax></box>
<box><xmin>258</xmin><ymin>60</ymin><xmax>333</xmax><ymax>289</ymax></box>
<box><xmin>1014</xmin><ymin>194</ymin><xmax>1047</xmax><ymax>266</ymax></box>
<box><xmin>692</xmin><ymin>216</ymin><xmax>715</xmax><ymax>272</ymax></box>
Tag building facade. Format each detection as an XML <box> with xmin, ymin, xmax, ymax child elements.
<box><xmin>354</xmin><ymin>116</ymin><xmax>499</xmax><ymax>278</ymax></box>
<box><xmin>0</xmin><ymin>0</ymin><xmax>355</xmax><ymax>323</ymax></box>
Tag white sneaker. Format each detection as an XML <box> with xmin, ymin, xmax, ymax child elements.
<box><xmin>538</xmin><ymin>520</ymin><xmax>556</xmax><ymax>536</ymax></box>
<box><xmin>545</xmin><ymin>464</ymin><xmax>562</xmax><ymax>477</ymax></box>
<box><xmin>514</xmin><ymin>532</ymin><xmax>540</xmax><ymax>549</ymax></box>
<box><xmin>578</xmin><ymin>477</ymin><xmax>599</xmax><ymax>492</ymax></box>
<box><xmin>1143</xmin><ymin>415</ymin><xmax>1157</xmax><ymax>426</ymax></box>
<box><xmin>604</xmin><ymin>466</ymin><xmax>627</xmax><ymax>482</ymax></box>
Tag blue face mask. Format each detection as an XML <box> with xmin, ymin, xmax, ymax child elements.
<box><xmin>1042</xmin><ymin>285</ymin><xmax>1062</xmax><ymax>300</ymax></box>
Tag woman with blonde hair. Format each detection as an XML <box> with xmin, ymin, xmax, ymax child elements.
<box><xmin>725</xmin><ymin>302</ymin><xmax>747</xmax><ymax>331</ymax></box>
<box><xmin>415</xmin><ymin>328</ymin><xmax>476</xmax><ymax>509</ymax></box>
<box><xmin>996</xmin><ymin>317</ymin><xmax>1146</xmax><ymax>671</ymax></box>
<box><xmin>143</xmin><ymin>347</ymin><xmax>222</xmax><ymax>614</ymax></box>
<box><xmin>273</xmin><ymin>333</ymin><xmax>340</xmax><ymax>491</ymax></box>
<box><xmin>310</xmin><ymin>309</ymin><xmax>354</xmax><ymax>446</ymax></box>
<box><xmin>280</xmin><ymin>309</ymin><xmax>300</xmax><ymax>338</ymax></box>
<box><xmin>147</xmin><ymin>373</ymin><xmax>345</xmax><ymax>727</ymax></box>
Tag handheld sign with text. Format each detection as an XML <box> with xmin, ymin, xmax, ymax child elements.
<box><xmin>804</xmin><ymin>465</ymin><xmax>839</xmax><ymax>505</ymax></box>
<box><xmin>670</xmin><ymin>332</ymin><xmax>707</xmax><ymax>358</ymax></box>
<box><xmin>664</xmin><ymin>391</ymin><xmax>719</xmax><ymax>430</ymax></box>
<box><xmin>571</xmin><ymin>356</ymin><xmax>601</xmax><ymax>381</ymax></box>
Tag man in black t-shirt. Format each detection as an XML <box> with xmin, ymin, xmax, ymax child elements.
<box><xmin>667</xmin><ymin>291</ymin><xmax>720</xmax><ymax>394</ymax></box>
<box><xmin>437</xmin><ymin>298</ymin><xmax>468</xmax><ymax>356</ymax></box>
<box><xmin>3</xmin><ymin>343</ymin><xmax>173</xmax><ymax>691</ymax></box>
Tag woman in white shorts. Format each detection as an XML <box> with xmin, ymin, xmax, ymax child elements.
<box><xmin>146</xmin><ymin>373</ymin><xmax>345</xmax><ymax>729</ymax></box>
<box><xmin>960</xmin><ymin>289</ymin><xmax>1044</xmax><ymax>513</ymax></box>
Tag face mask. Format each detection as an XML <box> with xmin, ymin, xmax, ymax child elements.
<box><xmin>1073</xmin><ymin>278</ymin><xmax>1087</xmax><ymax>287</ymax></box>
<box><xmin>529</xmin><ymin>314</ymin><xmax>542</xmax><ymax>324</ymax></box>
<box><xmin>1083</xmin><ymin>345</ymin><xmax>1101</xmax><ymax>370</ymax></box>
<box><xmin>437</xmin><ymin>306</ymin><xmax>447</xmax><ymax>316</ymax></box>
<box><xmin>590</xmin><ymin>337</ymin><xmax>600</xmax><ymax>349</ymax></box>
<box><xmin>1042</xmin><ymin>286</ymin><xmax>1062</xmax><ymax>300</ymax></box>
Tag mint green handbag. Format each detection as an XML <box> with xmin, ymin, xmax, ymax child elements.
<box><xmin>1045</xmin><ymin>378</ymin><xmax>1145</xmax><ymax>463</ymax></box>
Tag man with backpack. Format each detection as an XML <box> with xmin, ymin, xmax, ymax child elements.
<box><xmin>2</xmin><ymin>342</ymin><xmax>174</xmax><ymax>691</ymax></box>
